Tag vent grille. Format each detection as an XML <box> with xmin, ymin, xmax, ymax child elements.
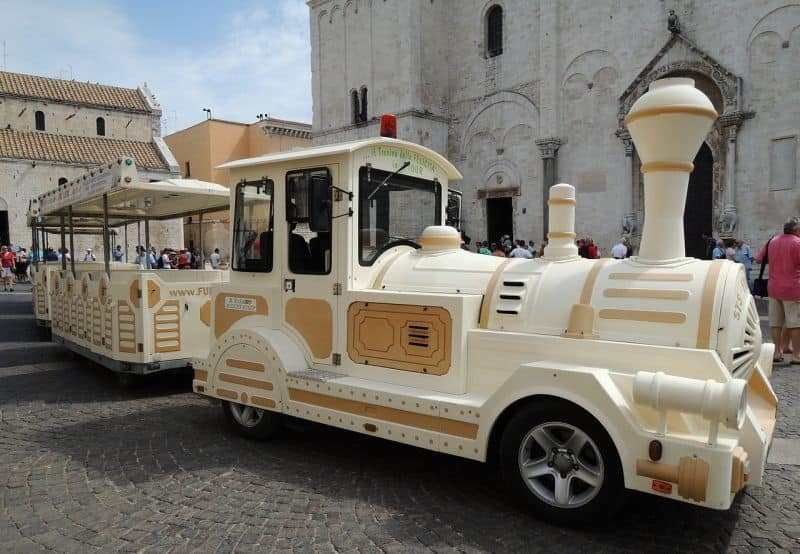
<box><xmin>730</xmin><ymin>297</ymin><xmax>761</xmax><ymax>378</ymax></box>
<box><xmin>495</xmin><ymin>279</ymin><xmax>528</xmax><ymax>316</ymax></box>
<box><xmin>405</xmin><ymin>324</ymin><xmax>431</xmax><ymax>349</ymax></box>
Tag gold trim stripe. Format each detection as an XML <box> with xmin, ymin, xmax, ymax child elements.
<box><xmin>624</xmin><ymin>104</ymin><xmax>718</xmax><ymax>125</ymax></box>
<box><xmin>288</xmin><ymin>388</ymin><xmax>478</xmax><ymax>439</ymax></box>
<box><xmin>609</xmin><ymin>272</ymin><xmax>693</xmax><ymax>282</ymax></box>
<box><xmin>217</xmin><ymin>388</ymin><xmax>238</xmax><ymax>400</ymax></box>
<box><xmin>548</xmin><ymin>198</ymin><xmax>576</xmax><ymax>206</ymax></box>
<box><xmin>194</xmin><ymin>369</ymin><xmax>208</xmax><ymax>381</ymax></box>
<box><xmin>547</xmin><ymin>231</ymin><xmax>576</xmax><ymax>239</ymax></box>
<box><xmin>603</xmin><ymin>288</ymin><xmax>690</xmax><ymax>300</ymax></box>
<box><xmin>372</xmin><ymin>249</ymin><xmax>406</xmax><ymax>289</ymax></box>
<box><xmin>479</xmin><ymin>258</ymin><xmax>518</xmax><ymax>329</ymax></box>
<box><xmin>418</xmin><ymin>236</ymin><xmax>461</xmax><ymax>247</ymax></box>
<box><xmin>218</xmin><ymin>373</ymin><xmax>274</xmax><ymax>390</ymax></box>
<box><xmin>252</xmin><ymin>396</ymin><xmax>277</xmax><ymax>409</ymax></box>
<box><xmin>580</xmin><ymin>259</ymin><xmax>611</xmax><ymax>305</ymax></box>
<box><xmin>641</xmin><ymin>161</ymin><xmax>694</xmax><ymax>174</ymax></box>
<box><xmin>599</xmin><ymin>309</ymin><xmax>687</xmax><ymax>324</ymax></box>
<box><xmin>696</xmin><ymin>260</ymin><xmax>725</xmax><ymax>349</ymax></box>
<box><xmin>225</xmin><ymin>359</ymin><xmax>265</xmax><ymax>372</ymax></box>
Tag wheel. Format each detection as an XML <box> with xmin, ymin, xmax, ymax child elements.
<box><xmin>498</xmin><ymin>399</ymin><xmax>625</xmax><ymax>525</ymax></box>
<box><xmin>222</xmin><ymin>400</ymin><xmax>282</xmax><ymax>440</ymax></box>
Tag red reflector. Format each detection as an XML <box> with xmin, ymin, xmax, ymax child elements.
<box><xmin>652</xmin><ymin>480</ymin><xmax>672</xmax><ymax>494</ymax></box>
<box><xmin>380</xmin><ymin>114</ymin><xmax>397</xmax><ymax>138</ymax></box>
<box><xmin>364</xmin><ymin>423</ymin><xmax>377</xmax><ymax>433</ymax></box>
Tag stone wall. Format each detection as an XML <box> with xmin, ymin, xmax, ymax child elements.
<box><xmin>310</xmin><ymin>0</ymin><xmax>800</xmax><ymax>256</ymax></box>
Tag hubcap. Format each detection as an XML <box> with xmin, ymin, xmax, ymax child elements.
<box><xmin>229</xmin><ymin>402</ymin><xmax>265</xmax><ymax>428</ymax></box>
<box><xmin>517</xmin><ymin>421</ymin><xmax>604</xmax><ymax>508</ymax></box>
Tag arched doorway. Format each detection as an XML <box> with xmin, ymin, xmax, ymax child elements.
<box><xmin>0</xmin><ymin>196</ymin><xmax>9</xmax><ymax>247</ymax></box>
<box><xmin>684</xmin><ymin>143</ymin><xmax>714</xmax><ymax>259</ymax></box>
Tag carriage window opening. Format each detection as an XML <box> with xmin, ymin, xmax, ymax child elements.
<box><xmin>487</xmin><ymin>5</ymin><xmax>503</xmax><ymax>57</ymax></box>
<box><xmin>286</xmin><ymin>168</ymin><xmax>332</xmax><ymax>275</ymax></box>
<box><xmin>35</xmin><ymin>110</ymin><xmax>46</xmax><ymax>131</ymax></box>
<box><xmin>232</xmin><ymin>179</ymin><xmax>274</xmax><ymax>272</ymax></box>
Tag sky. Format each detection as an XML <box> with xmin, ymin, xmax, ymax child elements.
<box><xmin>0</xmin><ymin>0</ymin><xmax>312</xmax><ymax>134</ymax></box>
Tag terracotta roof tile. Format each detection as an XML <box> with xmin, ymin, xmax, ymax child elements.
<box><xmin>0</xmin><ymin>71</ymin><xmax>150</xmax><ymax>112</ymax></box>
<box><xmin>0</xmin><ymin>128</ymin><xmax>168</xmax><ymax>170</ymax></box>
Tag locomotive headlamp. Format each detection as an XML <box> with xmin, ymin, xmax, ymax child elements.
<box><xmin>633</xmin><ymin>371</ymin><xmax>747</xmax><ymax>445</ymax></box>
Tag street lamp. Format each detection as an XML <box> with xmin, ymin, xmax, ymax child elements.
<box><xmin>202</xmin><ymin>108</ymin><xmax>212</xmax><ymax>120</ymax></box>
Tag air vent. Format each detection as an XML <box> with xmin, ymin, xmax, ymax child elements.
<box><xmin>405</xmin><ymin>324</ymin><xmax>431</xmax><ymax>349</ymax></box>
<box><xmin>730</xmin><ymin>298</ymin><xmax>761</xmax><ymax>379</ymax></box>
<box><xmin>495</xmin><ymin>278</ymin><xmax>530</xmax><ymax>317</ymax></box>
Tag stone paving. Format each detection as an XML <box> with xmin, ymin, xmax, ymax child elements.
<box><xmin>1</xmin><ymin>287</ymin><xmax>799</xmax><ymax>552</ymax></box>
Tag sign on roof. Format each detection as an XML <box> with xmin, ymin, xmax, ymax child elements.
<box><xmin>37</xmin><ymin>158</ymin><xmax>138</xmax><ymax>215</ymax></box>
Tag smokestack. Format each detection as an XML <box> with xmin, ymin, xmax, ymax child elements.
<box><xmin>543</xmin><ymin>183</ymin><xmax>579</xmax><ymax>260</ymax></box>
<box><xmin>625</xmin><ymin>78</ymin><xmax>717</xmax><ymax>262</ymax></box>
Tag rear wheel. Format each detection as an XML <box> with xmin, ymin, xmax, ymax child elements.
<box><xmin>499</xmin><ymin>399</ymin><xmax>625</xmax><ymax>525</ymax></box>
<box><xmin>222</xmin><ymin>400</ymin><xmax>282</xmax><ymax>440</ymax></box>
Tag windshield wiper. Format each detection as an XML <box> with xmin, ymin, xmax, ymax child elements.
<box><xmin>366</xmin><ymin>161</ymin><xmax>411</xmax><ymax>202</ymax></box>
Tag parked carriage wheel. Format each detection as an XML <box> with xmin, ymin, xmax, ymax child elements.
<box><xmin>222</xmin><ymin>400</ymin><xmax>282</xmax><ymax>440</ymax></box>
<box><xmin>498</xmin><ymin>399</ymin><xmax>625</xmax><ymax>525</ymax></box>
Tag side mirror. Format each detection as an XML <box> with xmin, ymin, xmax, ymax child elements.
<box><xmin>308</xmin><ymin>175</ymin><xmax>332</xmax><ymax>232</ymax></box>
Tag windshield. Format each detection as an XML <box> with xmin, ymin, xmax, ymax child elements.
<box><xmin>232</xmin><ymin>179</ymin><xmax>274</xmax><ymax>272</ymax></box>
<box><xmin>358</xmin><ymin>165</ymin><xmax>441</xmax><ymax>265</ymax></box>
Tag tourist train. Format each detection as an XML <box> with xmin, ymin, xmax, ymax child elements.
<box><xmin>30</xmin><ymin>78</ymin><xmax>777</xmax><ymax>523</ymax></box>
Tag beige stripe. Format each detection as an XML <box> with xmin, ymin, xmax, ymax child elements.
<box><xmin>580</xmin><ymin>259</ymin><xmax>611</xmax><ymax>305</ymax></box>
<box><xmin>624</xmin><ymin>104</ymin><xmax>718</xmax><ymax>125</ymax></box>
<box><xmin>217</xmin><ymin>388</ymin><xmax>238</xmax><ymax>400</ymax></box>
<box><xmin>599</xmin><ymin>309</ymin><xmax>687</xmax><ymax>324</ymax></box>
<box><xmin>547</xmin><ymin>198</ymin><xmax>576</xmax><ymax>206</ymax></box>
<box><xmin>226</xmin><ymin>359</ymin><xmax>265</xmax><ymax>372</ymax></box>
<box><xmin>609</xmin><ymin>272</ymin><xmax>693</xmax><ymax>282</ymax></box>
<box><xmin>641</xmin><ymin>161</ymin><xmax>694</xmax><ymax>174</ymax></box>
<box><xmin>252</xmin><ymin>396</ymin><xmax>277</xmax><ymax>409</ymax></box>
<box><xmin>547</xmin><ymin>231</ymin><xmax>576</xmax><ymax>239</ymax></box>
<box><xmin>696</xmin><ymin>260</ymin><xmax>725</xmax><ymax>348</ymax></box>
<box><xmin>418</xmin><ymin>236</ymin><xmax>461</xmax><ymax>247</ymax></box>
<box><xmin>603</xmin><ymin>288</ymin><xmax>690</xmax><ymax>300</ymax></box>
<box><xmin>218</xmin><ymin>373</ymin><xmax>274</xmax><ymax>390</ymax></box>
<box><xmin>194</xmin><ymin>369</ymin><xmax>208</xmax><ymax>381</ymax></box>
<box><xmin>479</xmin><ymin>258</ymin><xmax>517</xmax><ymax>329</ymax></box>
<box><xmin>288</xmin><ymin>388</ymin><xmax>478</xmax><ymax>439</ymax></box>
<box><xmin>372</xmin><ymin>249</ymin><xmax>406</xmax><ymax>289</ymax></box>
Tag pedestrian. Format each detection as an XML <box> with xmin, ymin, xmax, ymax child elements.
<box><xmin>734</xmin><ymin>239</ymin><xmax>754</xmax><ymax>290</ymax></box>
<box><xmin>210</xmin><ymin>248</ymin><xmax>221</xmax><ymax>269</ymax></box>
<box><xmin>113</xmin><ymin>245</ymin><xmax>124</xmax><ymax>262</ymax></box>
<box><xmin>586</xmin><ymin>238</ymin><xmax>599</xmax><ymax>259</ymax></box>
<box><xmin>45</xmin><ymin>247</ymin><xmax>59</xmax><ymax>262</ymax></box>
<box><xmin>1</xmin><ymin>245</ymin><xmax>16</xmax><ymax>291</ymax></box>
<box><xmin>611</xmin><ymin>238</ymin><xmax>627</xmax><ymax>259</ymax></box>
<box><xmin>15</xmin><ymin>248</ymin><xmax>29</xmax><ymax>283</ymax></box>
<box><xmin>149</xmin><ymin>247</ymin><xmax>158</xmax><ymax>269</ymax></box>
<box><xmin>712</xmin><ymin>240</ymin><xmax>725</xmax><ymax>260</ymax></box>
<box><xmin>83</xmin><ymin>248</ymin><xmax>96</xmax><ymax>262</ymax></box>
<box><xmin>755</xmin><ymin>217</ymin><xmax>800</xmax><ymax>364</ymax></box>
<box><xmin>491</xmin><ymin>243</ymin><xmax>506</xmax><ymax>257</ymax></box>
<box><xmin>701</xmin><ymin>232</ymin><xmax>718</xmax><ymax>260</ymax></box>
<box><xmin>478</xmin><ymin>242</ymin><xmax>491</xmax><ymax>255</ymax></box>
<box><xmin>725</xmin><ymin>244</ymin><xmax>736</xmax><ymax>261</ymax></box>
<box><xmin>527</xmin><ymin>240</ymin><xmax>537</xmax><ymax>257</ymax></box>
<box><xmin>509</xmin><ymin>240</ymin><xmax>533</xmax><ymax>258</ymax></box>
<box><xmin>160</xmin><ymin>249</ymin><xmax>172</xmax><ymax>269</ymax></box>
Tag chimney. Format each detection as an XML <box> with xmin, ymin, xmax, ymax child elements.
<box><xmin>625</xmin><ymin>78</ymin><xmax>717</xmax><ymax>262</ymax></box>
<box><xmin>543</xmin><ymin>183</ymin><xmax>579</xmax><ymax>260</ymax></box>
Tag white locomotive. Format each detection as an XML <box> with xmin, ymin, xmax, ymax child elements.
<box><xmin>191</xmin><ymin>78</ymin><xmax>776</xmax><ymax>524</ymax></box>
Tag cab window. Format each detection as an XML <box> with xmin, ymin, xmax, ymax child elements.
<box><xmin>232</xmin><ymin>178</ymin><xmax>274</xmax><ymax>272</ymax></box>
<box><xmin>286</xmin><ymin>168</ymin><xmax>332</xmax><ymax>274</ymax></box>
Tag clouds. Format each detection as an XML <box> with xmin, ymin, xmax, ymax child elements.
<box><xmin>0</xmin><ymin>0</ymin><xmax>311</xmax><ymax>132</ymax></box>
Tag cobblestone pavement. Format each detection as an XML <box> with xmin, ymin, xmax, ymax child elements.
<box><xmin>1</xmin><ymin>288</ymin><xmax>799</xmax><ymax>553</ymax></box>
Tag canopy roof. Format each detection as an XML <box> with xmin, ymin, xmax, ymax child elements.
<box><xmin>30</xmin><ymin>158</ymin><xmax>229</xmax><ymax>227</ymax></box>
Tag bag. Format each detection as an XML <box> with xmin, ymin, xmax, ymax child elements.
<box><xmin>753</xmin><ymin>237</ymin><xmax>772</xmax><ymax>298</ymax></box>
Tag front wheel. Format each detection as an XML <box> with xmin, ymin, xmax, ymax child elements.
<box><xmin>498</xmin><ymin>399</ymin><xmax>625</xmax><ymax>525</ymax></box>
<box><xmin>222</xmin><ymin>400</ymin><xmax>282</xmax><ymax>440</ymax></box>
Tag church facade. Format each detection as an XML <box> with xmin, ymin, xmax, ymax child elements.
<box><xmin>308</xmin><ymin>0</ymin><xmax>800</xmax><ymax>256</ymax></box>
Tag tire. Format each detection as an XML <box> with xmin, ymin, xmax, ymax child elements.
<box><xmin>222</xmin><ymin>400</ymin><xmax>282</xmax><ymax>440</ymax></box>
<box><xmin>498</xmin><ymin>399</ymin><xmax>626</xmax><ymax>526</ymax></box>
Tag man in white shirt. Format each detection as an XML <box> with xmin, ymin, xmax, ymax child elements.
<box><xmin>210</xmin><ymin>248</ymin><xmax>221</xmax><ymax>269</ymax></box>
<box><xmin>83</xmin><ymin>249</ymin><xmax>96</xmax><ymax>262</ymax></box>
<box><xmin>611</xmin><ymin>240</ymin><xmax>628</xmax><ymax>259</ymax></box>
<box><xmin>509</xmin><ymin>240</ymin><xmax>533</xmax><ymax>259</ymax></box>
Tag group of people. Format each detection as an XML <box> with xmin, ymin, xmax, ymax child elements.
<box><xmin>472</xmin><ymin>237</ymin><xmax>538</xmax><ymax>258</ymax></box>
<box><xmin>0</xmin><ymin>245</ymin><xmax>31</xmax><ymax>291</ymax></box>
<box><xmin>132</xmin><ymin>246</ymin><xmax>221</xmax><ymax>270</ymax></box>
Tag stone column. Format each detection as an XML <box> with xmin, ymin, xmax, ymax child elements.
<box><xmin>535</xmin><ymin>137</ymin><xmax>563</xmax><ymax>242</ymax></box>
<box><xmin>717</xmin><ymin>112</ymin><xmax>744</xmax><ymax>239</ymax></box>
<box><xmin>616</xmin><ymin>128</ymin><xmax>637</xmax><ymax>236</ymax></box>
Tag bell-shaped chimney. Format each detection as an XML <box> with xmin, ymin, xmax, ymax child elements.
<box><xmin>625</xmin><ymin>78</ymin><xmax>717</xmax><ymax>262</ymax></box>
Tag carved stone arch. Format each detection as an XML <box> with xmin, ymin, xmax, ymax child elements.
<box><xmin>561</xmin><ymin>49</ymin><xmax>619</xmax><ymax>89</ymax></box>
<box><xmin>0</xmin><ymin>197</ymin><xmax>7</xmax><ymax>211</ymax></box>
<box><xmin>317</xmin><ymin>9</ymin><xmax>328</xmax><ymax>25</ymax></box>
<box><xmin>481</xmin><ymin>159</ymin><xmax>521</xmax><ymax>190</ymax></box>
<box><xmin>328</xmin><ymin>4</ymin><xmax>341</xmax><ymax>23</ymax></box>
<box><xmin>502</xmin><ymin>123</ymin><xmax>534</xmax><ymax>149</ymax></box>
<box><xmin>459</xmin><ymin>91</ymin><xmax>538</xmax><ymax>156</ymax></box>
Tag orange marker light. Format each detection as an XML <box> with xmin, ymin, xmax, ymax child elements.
<box><xmin>652</xmin><ymin>480</ymin><xmax>672</xmax><ymax>494</ymax></box>
<box><xmin>380</xmin><ymin>114</ymin><xmax>397</xmax><ymax>138</ymax></box>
